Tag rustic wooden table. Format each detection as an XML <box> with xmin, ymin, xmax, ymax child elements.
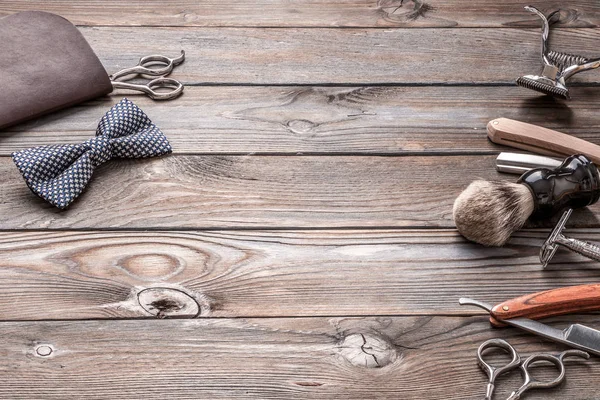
<box><xmin>1</xmin><ymin>1</ymin><xmax>600</xmax><ymax>398</ymax></box>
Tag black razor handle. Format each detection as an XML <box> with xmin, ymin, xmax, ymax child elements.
<box><xmin>518</xmin><ymin>155</ymin><xmax>600</xmax><ymax>219</ymax></box>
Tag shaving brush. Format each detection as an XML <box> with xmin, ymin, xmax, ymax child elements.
<box><xmin>453</xmin><ymin>155</ymin><xmax>600</xmax><ymax>246</ymax></box>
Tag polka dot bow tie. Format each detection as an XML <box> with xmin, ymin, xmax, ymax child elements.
<box><xmin>12</xmin><ymin>98</ymin><xmax>172</xmax><ymax>209</ymax></box>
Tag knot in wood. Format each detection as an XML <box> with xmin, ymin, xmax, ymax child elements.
<box><xmin>377</xmin><ymin>0</ymin><xmax>433</xmax><ymax>21</ymax></box>
<box><xmin>550</xmin><ymin>8</ymin><xmax>579</xmax><ymax>25</ymax></box>
<box><xmin>286</xmin><ymin>119</ymin><xmax>316</xmax><ymax>135</ymax></box>
<box><xmin>137</xmin><ymin>287</ymin><xmax>200</xmax><ymax>318</ymax></box>
<box><xmin>337</xmin><ymin>333</ymin><xmax>397</xmax><ymax>368</ymax></box>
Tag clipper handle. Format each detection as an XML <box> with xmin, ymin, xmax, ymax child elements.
<box><xmin>518</xmin><ymin>155</ymin><xmax>600</xmax><ymax>218</ymax></box>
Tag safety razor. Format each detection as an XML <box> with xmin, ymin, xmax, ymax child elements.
<box><xmin>540</xmin><ymin>208</ymin><xmax>600</xmax><ymax>267</ymax></box>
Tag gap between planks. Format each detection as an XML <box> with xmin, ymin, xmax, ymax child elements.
<box><xmin>2</xmin><ymin>154</ymin><xmax>600</xmax><ymax>230</ymax></box>
<box><xmin>68</xmin><ymin>26</ymin><xmax>600</xmax><ymax>85</ymax></box>
<box><xmin>1</xmin><ymin>0</ymin><xmax>599</xmax><ymax>28</ymax></box>
<box><xmin>3</xmin><ymin>86</ymin><xmax>600</xmax><ymax>156</ymax></box>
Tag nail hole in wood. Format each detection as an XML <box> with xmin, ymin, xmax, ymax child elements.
<box><xmin>35</xmin><ymin>345</ymin><xmax>53</xmax><ymax>357</ymax></box>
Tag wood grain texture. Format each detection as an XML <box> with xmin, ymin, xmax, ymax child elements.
<box><xmin>1</xmin><ymin>1</ymin><xmax>599</xmax><ymax>28</ymax></box>
<box><xmin>2</xmin><ymin>229</ymin><xmax>600</xmax><ymax>320</ymax></box>
<box><xmin>1</xmin><ymin>317</ymin><xmax>599</xmax><ymax>399</ymax></box>
<box><xmin>66</xmin><ymin>26</ymin><xmax>600</xmax><ymax>85</ymax></box>
<box><xmin>3</xmin><ymin>154</ymin><xmax>600</xmax><ymax>229</ymax></box>
<box><xmin>5</xmin><ymin>86</ymin><xmax>600</xmax><ymax>155</ymax></box>
<box><xmin>2</xmin><ymin>2</ymin><xmax>600</xmax><ymax>399</ymax></box>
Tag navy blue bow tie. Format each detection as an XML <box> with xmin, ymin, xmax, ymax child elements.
<box><xmin>12</xmin><ymin>98</ymin><xmax>172</xmax><ymax>209</ymax></box>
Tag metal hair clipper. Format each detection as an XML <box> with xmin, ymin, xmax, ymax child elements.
<box><xmin>516</xmin><ymin>6</ymin><xmax>600</xmax><ymax>100</ymax></box>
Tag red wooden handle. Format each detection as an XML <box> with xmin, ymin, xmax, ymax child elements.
<box><xmin>490</xmin><ymin>316</ymin><xmax>507</xmax><ymax>328</ymax></box>
<box><xmin>491</xmin><ymin>283</ymin><xmax>600</xmax><ymax>323</ymax></box>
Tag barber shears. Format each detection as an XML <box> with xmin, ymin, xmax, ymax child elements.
<box><xmin>109</xmin><ymin>50</ymin><xmax>185</xmax><ymax>100</ymax></box>
<box><xmin>477</xmin><ymin>338</ymin><xmax>588</xmax><ymax>400</ymax></box>
<box><xmin>460</xmin><ymin>287</ymin><xmax>600</xmax><ymax>398</ymax></box>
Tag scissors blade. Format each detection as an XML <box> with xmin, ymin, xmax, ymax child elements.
<box><xmin>459</xmin><ymin>298</ymin><xmax>600</xmax><ymax>356</ymax></box>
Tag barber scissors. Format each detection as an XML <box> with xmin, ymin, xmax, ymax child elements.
<box><xmin>109</xmin><ymin>50</ymin><xmax>185</xmax><ymax>100</ymax></box>
<box><xmin>477</xmin><ymin>338</ymin><xmax>589</xmax><ymax>400</ymax></box>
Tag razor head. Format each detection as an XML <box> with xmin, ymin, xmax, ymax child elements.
<box><xmin>516</xmin><ymin>75</ymin><xmax>570</xmax><ymax>100</ymax></box>
<box><xmin>539</xmin><ymin>209</ymin><xmax>573</xmax><ymax>267</ymax></box>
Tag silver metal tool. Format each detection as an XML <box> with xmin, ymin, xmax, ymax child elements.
<box><xmin>459</xmin><ymin>297</ymin><xmax>600</xmax><ymax>357</ymax></box>
<box><xmin>496</xmin><ymin>152</ymin><xmax>562</xmax><ymax>174</ymax></box>
<box><xmin>540</xmin><ymin>208</ymin><xmax>600</xmax><ymax>267</ymax></box>
<box><xmin>477</xmin><ymin>338</ymin><xmax>588</xmax><ymax>400</ymax></box>
<box><xmin>478</xmin><ymin>339</ymin><xmax>521</xmax><ymax>400</ymax></box>
<box><xmin>110</xmin><ymin>51</ymin><xmax>185</xmax><ymax>100</ymax></box>
<box><xmin>516</xmin><ymin>6</ymin><xmax>600</xmax><ymax>100</ymax></box>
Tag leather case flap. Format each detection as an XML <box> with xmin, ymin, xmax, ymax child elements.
<box><xmin>0</xmin><ymin>11</ymin><xmax>113</xmax><ymax>130</ymax></box>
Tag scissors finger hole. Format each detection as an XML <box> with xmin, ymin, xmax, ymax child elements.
<box><xmin>522</xmin><ymin>356</ymin><xmax>565</xmax><ymax>388</ymax></box>
<box><xmin>479</xmin><ymin>347</ymin><xmax>519</xmax><ymax>369</ymax></box>
<box><xmin>148</xmin><ymin>79</ymin><xmax>182</xmax><ymax>90</ymax></box>
<box><xmin>146</xmin><ymin>78</ymin><xmax>184</xmax><ymax>100</ymax></box>
<box><xmin>138</xmin><ymin>61</ymin><xmax>172</xmax><ymax>76</ymax></box>
<box><xmin>478</xmin><ymin>339</ymin><xmax>520</xmax><ymax>370</ymax></box>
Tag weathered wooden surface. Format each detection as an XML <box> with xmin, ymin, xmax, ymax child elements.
<box><xmin>3</xmin><ymin>2</ymin><xmax>600</xmax><ymax>398</ymax></box>
<box><xmin>1</xmin><ymin>229</ymin><xmax>600</xmax><ymax>320</ymax></box>
<box><xmin>69</xmin><ymin>27</ymin><xmax>600</xmax><ymax>85</ymax></box>
<box><xmin>1</xmin><ymin>317</ymin><xmax>599</xmax><ymax>399</ymax></box>
<box><xmin>4</xmin><ymin>87</ymin><xmax>600</xmax><ymax>155</ymax></box>
<box><xmin>2</xmin><ymin>155</ymin><xmax>599</xmax><ymax>229</ymax></box>
<box><xmin>1</xmin><ymin>1</ymin><xmax>599</xmax><ymax>28</ymax></box>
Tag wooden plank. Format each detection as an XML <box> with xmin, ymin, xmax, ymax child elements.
<box><xmin>1</xmin><ymin>317</ymin><xmax>598</xmax><ymax>399</ymax></box>
<box><xmin>3</xmin><ymin>154</ymin><xmax>600</xmax><ymax>229</ymax></box>
<box><xmin>69</xmin><ymin>27</ymin><xmax>600</xmax><ymax>85</ymax></box>
<box><xmin>1</xmin><ymin>229</ymin><xmax>600</xmax><ymax>320</ymax></box>
<box><xmin>1</xmin><ymin>1</ymin><xmax>598</xmax><ymax>28</ymax></box>
<box><xmin>4</xmin><ymin>86</ymin><xmax>600</xmax><ymax>155</ymax></box>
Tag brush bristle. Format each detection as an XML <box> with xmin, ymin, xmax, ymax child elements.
<box><xmin>453</xmin><ymin>180</ymin><xmax>535</xmax><ymax>247</ymax></box>
<box><xmin>516</xmin><ymin>76</ymin><xmax>570</xmax><ymax>100</ymax></box>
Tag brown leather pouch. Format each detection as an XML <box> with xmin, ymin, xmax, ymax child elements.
<box><xmin>0</xmin><ymin>11</ymin><xmax>113</xmax><ymax>130</ymax></box>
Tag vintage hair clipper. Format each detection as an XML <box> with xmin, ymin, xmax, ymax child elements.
<box><xmin>516</xmin><ymin>6</ymin><xmax>600</xmax><ymax>100</ymax></box>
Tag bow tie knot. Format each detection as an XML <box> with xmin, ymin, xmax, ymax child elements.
<box><xmin>85</xmin><ymin>135</ymin><xmax>113</xmax><ymax>165</ymax></box>
<box><xmin>12</xmin><ymin>98</ymin><xmax>172</xmax><ymax>209</ymax></box>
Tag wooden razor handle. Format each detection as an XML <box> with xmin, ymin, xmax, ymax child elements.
<box><xmin>489</xmin><ymin>283</ymin><xmax>600</xmax><ymax>327</ymax></box>
<box><xmin>487</xmin><ymin>118</ymin><xmax>600</xmax><ymax>165</ymax></box>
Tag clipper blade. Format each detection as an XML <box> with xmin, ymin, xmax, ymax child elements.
<box><xmin>516</xmin><ymin>75</ymin><xmax>570</xmax><ymax>100</ymax></box>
